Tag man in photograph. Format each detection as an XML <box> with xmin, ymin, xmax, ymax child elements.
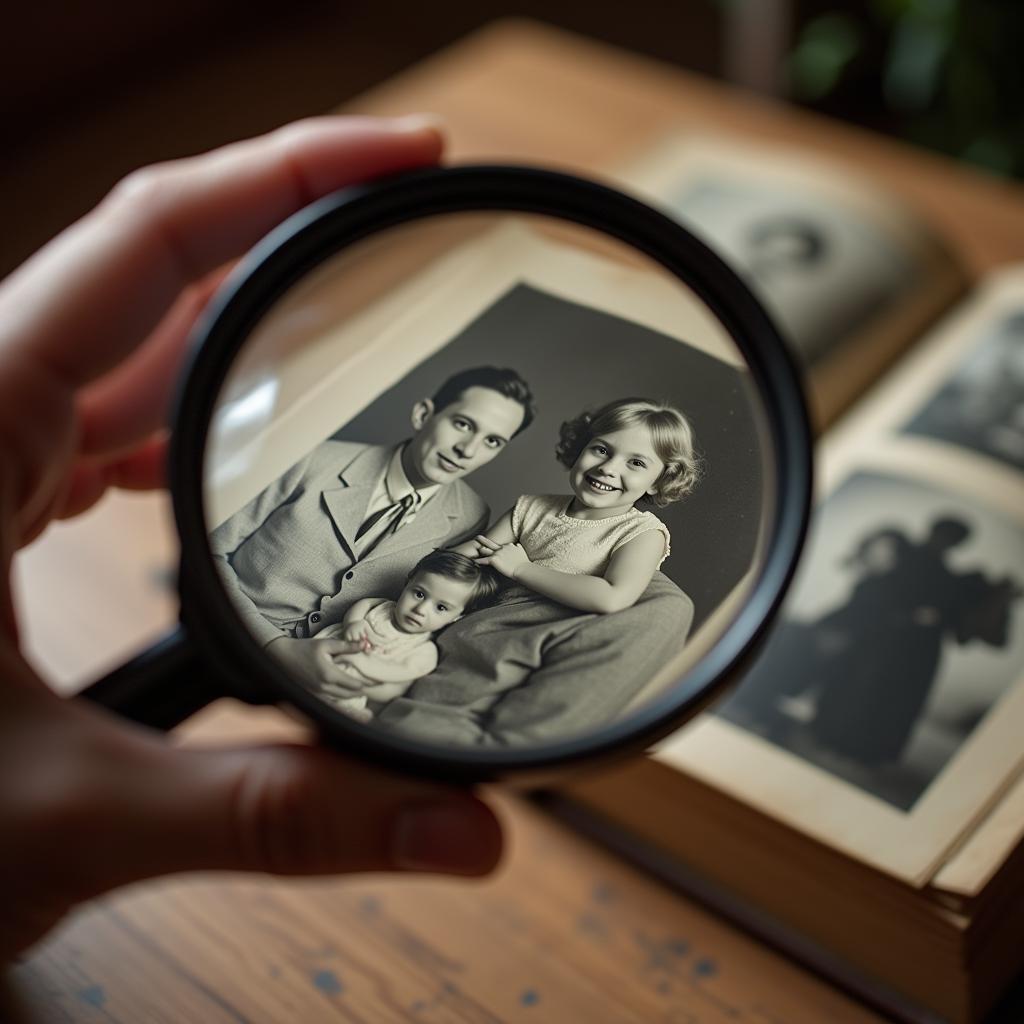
<box><xmin>210</xmin><ymin>365</ymin><xmax>535</xmax><ymax>684</ymax></box>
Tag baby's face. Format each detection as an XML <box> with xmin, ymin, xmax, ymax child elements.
<box><xmin>393</xmin><ymin>570</ymin><xmax>472</xmax><ymax>634</ymax></box>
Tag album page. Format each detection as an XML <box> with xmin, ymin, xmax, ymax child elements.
<box><xmin>661</xmin><ymin>267</ymin><xmax>1024</xmax><ymax>884</ymax></box>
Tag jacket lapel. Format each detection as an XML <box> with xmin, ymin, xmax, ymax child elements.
<box><xmin>321</xmin><ymin>444</ymin><xmax>393</xmax><ymax>560</ymax></box>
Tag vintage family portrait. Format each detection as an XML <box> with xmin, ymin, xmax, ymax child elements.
<box><xmin>205</xmin><ymin>224</ymin><xmax>767</xmax><ymax>748</ymax></box>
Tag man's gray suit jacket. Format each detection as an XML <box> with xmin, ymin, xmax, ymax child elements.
<box><xmin>209</xmin><ymin>440</ymin><xmax>489</xmax><ymax>646</ymax></box>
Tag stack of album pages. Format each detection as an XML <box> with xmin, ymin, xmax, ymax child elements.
<box><xmin>544</xmin><ymin>135</ymin><xmax>1024</xmax><ymax>1024</ymax></box>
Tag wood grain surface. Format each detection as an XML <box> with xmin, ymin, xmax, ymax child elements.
<box><xmin>6</xmin><ymin>778</ymin><xmax>880</xmax><ymax>1023</ymax></box>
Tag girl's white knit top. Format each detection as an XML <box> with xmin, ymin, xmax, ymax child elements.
<box><xmin>510</xmin><ymin>494</ymin><xmax>671</xmax><ymax>576</ymax></box>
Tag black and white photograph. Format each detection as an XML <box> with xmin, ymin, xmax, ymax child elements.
<box><xmin>902</xmin><ymin>308</ymin><xmax>1024</xmax><ymax>473</ymax></box>
<box><xmin>715</xmin><ymin>470</ymin><xmax>1024</xmax><ymax>812</ymax></box>
<box><xmin>617</xmin><ymin>136</ymin><xmax>929</xmax><ymax>366</ymax></box>
<box><xmin>208</xmin><ymin>246</ymin><xmax>766</xmax><ymax>749</ymax></box>
<box><xmin>667</xmin><ymin>177</ymin><xmax>916</xmax><ymax>364</ymax></box>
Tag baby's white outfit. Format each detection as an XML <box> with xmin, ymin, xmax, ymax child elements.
<box><xmin>511</xmin><ymin>494</ymin><xmax>671</xmax><ymax>576</ymax></box>
<box><xmin>316</xmin><ymin>599</ymin><xmax>438</xmax><ymax>721</ymax></box>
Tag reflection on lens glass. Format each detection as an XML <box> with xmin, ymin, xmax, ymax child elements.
<box><xmin>203</xmin><ymin>214</ymin><xmax>776</xmax><ymax>749</ymax></box>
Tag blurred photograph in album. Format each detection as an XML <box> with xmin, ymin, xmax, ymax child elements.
<box><xmin>547</xmin><ymin>265</ymin><xmax>1024</xmax><ymax>1024</ymax></box>
<box><xmin>204</xmin><ymin>220</ymin><xmax>772</xmax><ymax>747</ymax></box>
<box><xmin>609</xmin><ymin>132</ymin><xmax>969</xmax><ymax>429</ymax></box>
<box><xmin>718</xmin><ymin>471</ymin><xmax>1024</xmax><ymax>810</ymax></box>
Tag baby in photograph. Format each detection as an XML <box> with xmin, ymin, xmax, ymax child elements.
<box><xmin>315</xmin><ymin>550</ymin><xmax>498</xmax><ymax>721</ymax></box>
<box><xmin>460</xmin><ymin>397</ymin><xmax>699</xmax><ymax>612</ymax></box>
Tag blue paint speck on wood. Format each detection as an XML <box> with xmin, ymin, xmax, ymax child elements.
<box><xmin>313</xmin><ymin>969</ymin><xmax>344</xmax><ymax>995</ymax></box>
<box><xmin>360</xmin><ymin>895</ymin><xmax>381</xmax><ymax>916</ymax></box>
<box><xmin>693</xmin><ymin>958</ymin><xmax>718</xmax><ymax>979</ymax></box>
<box><xmin>520</xmin><ymin>989</ymin><xmax>540</xmax><ymax>1007</ymax></box>
<box><xmin>78</xmin><ymin>985</ymin><xmax>105</xmax><ymax>1008</ymax></box>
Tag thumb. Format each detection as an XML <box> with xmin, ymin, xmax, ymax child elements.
<box><xmin>0</xmin><ymin>678</ymin><xmax>502</xmax><ymax>962</ymax></box>
<box><xmin>105</xmin><ymin>739</ymin><xmax>503</xmax><ymax>885</ymax></box>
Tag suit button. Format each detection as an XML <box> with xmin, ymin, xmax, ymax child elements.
<box><xmin>310</xmin><ymin>612</ymin><xmax>322</xmax><ymax>623</ymax></box>
<box><xmin>345</xmin><ymin>571</ymin><xmax>354</xmax><ymax>580</ymax></box>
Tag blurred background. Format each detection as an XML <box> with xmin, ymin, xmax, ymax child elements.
<box><xmin>4</xmin><ymin>0</ymin><xmax>1021</xmax><ymax>280</ymax></box>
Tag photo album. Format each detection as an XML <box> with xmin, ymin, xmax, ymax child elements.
<box><xmin>550</xmin><ymin>133</ymin><xmax>1024</xmax><ymax>1024</ymax></box>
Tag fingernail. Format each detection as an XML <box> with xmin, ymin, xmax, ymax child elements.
<box><xmin>389</xmin><ymin>113</ymin><xmax>446</xmax><ymax>135</ymax></box>
<box><xmin>391</xmin><ymin>799</ymin><xmax>501</xmax><ymax>875</ymax></box>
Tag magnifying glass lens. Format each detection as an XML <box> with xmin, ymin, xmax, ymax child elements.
<box><xmin>200</xmin><ymin>206</ymin><xmax>785</xmax><ymax>759</ymax></box>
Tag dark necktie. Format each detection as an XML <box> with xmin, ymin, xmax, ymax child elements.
<box><xmin>355</xmin><ymin>493</ymin><xmax>417</xmax><ymax>554</ymax></box>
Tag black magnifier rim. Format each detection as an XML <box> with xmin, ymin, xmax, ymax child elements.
<box><xmin>173</xmin><ymin>165</ymin><xmax>812</xmax><ymax>780</ymax></box>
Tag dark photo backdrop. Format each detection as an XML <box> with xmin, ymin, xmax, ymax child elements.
<box><xmin>337</xmin><ymin>283</ymin><xmax>765</xmax><ymax>630</ymax></box>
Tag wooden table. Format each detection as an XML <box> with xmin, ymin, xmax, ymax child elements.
<box><xmin>9</xmin><ymin>20</ymin><xmax>1024</xmax><ymax>1023</ymax></box>
<box><xmin>5</xmin><ymin>772</ymin><xmax>875</xmax><ymax>1024</ymax></box>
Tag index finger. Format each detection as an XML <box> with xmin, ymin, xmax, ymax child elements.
<box><xmin>1</xmin><ymin>116</ymin><xmax>444</xmax><ymax>388</ymax></box>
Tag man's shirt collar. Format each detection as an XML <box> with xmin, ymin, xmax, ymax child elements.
<box><xmin>385</xmin><ymin>444</ymin><xmax>441</xmax><ymax>509</ymax></box>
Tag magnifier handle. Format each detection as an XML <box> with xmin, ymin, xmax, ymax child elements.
<box><xmin>79</xmin><ymin>627</ymin><xmax>219</xmax><ymax>731</ymax></box>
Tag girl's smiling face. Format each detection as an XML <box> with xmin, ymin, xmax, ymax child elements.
<box><xmin>570</xmin><ymin>424</ymin><xmax>665</xmax><ymax>512</ymax></box>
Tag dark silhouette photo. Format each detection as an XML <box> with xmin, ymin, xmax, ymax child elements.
<box><xmin>716</xmin><ymin>471</ymin><xmax>1023</xmax><ymax>811</ymax></box>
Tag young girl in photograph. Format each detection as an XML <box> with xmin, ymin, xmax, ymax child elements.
<box><xmin>462</xmin><ymin>397</ymin><xmax>699</xmax><ymax>613</ymax></box>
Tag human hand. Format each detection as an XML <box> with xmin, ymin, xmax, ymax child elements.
<box><xmin>341</xmin><ymin>622</ymin><xmax>372</xmax><ymax>648</ymax></box>
<box><xmin>0</xmin><ymin>117</ymin><xmax>501</xmax><ymax>965</ymax></box>
<box><xmin>474</xmin><ymin>535</ymin><xmax>531</xmax><ymax>579</ymax></box>
<box><xmin>267</xmin><ymin>635</ymin><xmax>370</xmax><ymax>684</ymax></box>
<box><xmin>359</xmin><ymin>680</ymin><xmax>412</xmax><ymax>703</ymax></box>
<box><xmin>450</xmin><ymin>537</ymin><xmax>489</xmax><ymax>560</ymax></box>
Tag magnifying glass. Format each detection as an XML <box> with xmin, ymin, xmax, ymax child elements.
<box><xmin>80</xmin><ymin>165</ymin><xmax>811</xmax><ymax>782</ymax></box>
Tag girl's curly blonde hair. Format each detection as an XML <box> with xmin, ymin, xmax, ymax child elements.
<box><xmin>555</xmin><ymin>398</ymin><xmax>700</xmax><ymax>507</ymax></box>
